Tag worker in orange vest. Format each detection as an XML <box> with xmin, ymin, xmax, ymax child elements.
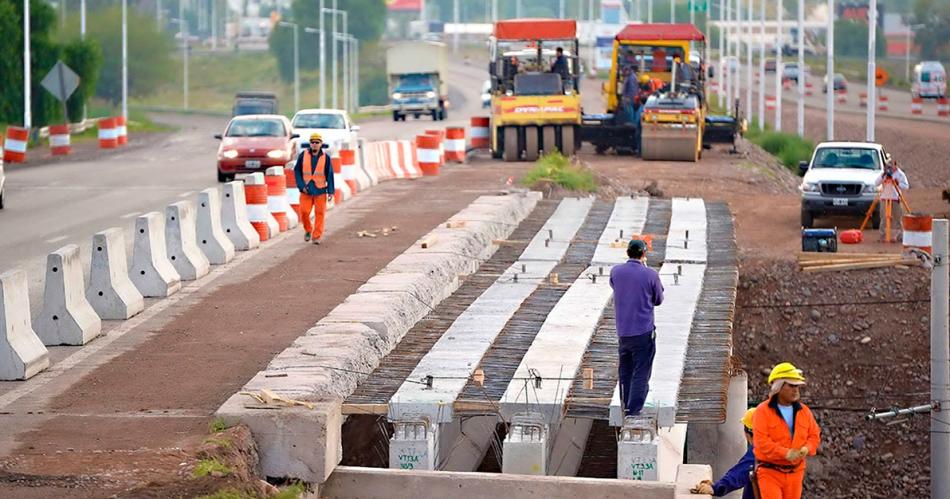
<box><xmin>293</xmin><ymin>133</ymin><xmax>335</xmax><ymax>244</ymax></box>
<box><xmin>751</xmin><ymin>362</ymin><xmax>821</xmax><ymax>499</ymax></box>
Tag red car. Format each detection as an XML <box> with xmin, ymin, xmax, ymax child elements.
<box><xmin>215</xmin><ymin>115</ymin><xmax>298</xmax><ymax>182</ymax></box>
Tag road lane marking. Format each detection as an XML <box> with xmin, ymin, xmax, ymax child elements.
<box><xmin>179</xmin><ymin>191</ymin><xmax>195</xmax><ymax>198</ymax></box>
<box><xmin>120</xmin><ymin>211</ymin><xmax>140</xmax><ymax>219</ymax></box>
<box><xmin>46</xmin><ymin>235</ymin><xmax>68</xmax><ymax>244</ymax></box>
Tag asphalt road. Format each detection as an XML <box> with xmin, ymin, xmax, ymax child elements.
<box><xmin>0</xmin><ymin>57</ymin><xmax>489</xmax><ymax>313</ymax></box>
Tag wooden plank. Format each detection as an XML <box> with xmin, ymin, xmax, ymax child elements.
<box><xmin>453</xmin><ymin>400</ymin><xmax>500</xmax><ymax>413</ymax></box>
<box><xmin>802</xmin><ymin>259</ymin><xmax>920</xmax><ymax>273</ymax></box>
<box><xmin>342</xmin><ymin>403</ymin><xmax>389</xmax><ymax>415</ymax></box>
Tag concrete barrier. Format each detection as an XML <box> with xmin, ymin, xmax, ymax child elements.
<box><xmin>0</xmin><ymin>270</ymin><xmax>50</xmax><ymax>380</ymax></box>
<box><xmin>34</xmin><ymin>244</ymin><xmax>102</xmax><ymax>346</ymax></box>
<box><xmin>87</xmin><ymin>228</ymin><xmax>145</xmax><ymax>320</ymax></box>
<box><xmin>197</xmin><ymin>189</ymin><xmax>236</xmax><ymax>265</ymax></box>
<box><xmin>130</xmin><ymin>212</ymin><xmax>182</xmax><ymax>297</ymax></box>
<box><xmin>357</xmin><ymin>139</ymin><xmax>379</xmax><ymax>187</ymax></box>
<box><xmin>165</xmin><ymin>201</ymin><xmax>211</xmax><ymax>281</ymax></box>
<box><xmin>221</xmin><ymin>181</ymin><xmax>261</xmax><ymax>251</ymax></box>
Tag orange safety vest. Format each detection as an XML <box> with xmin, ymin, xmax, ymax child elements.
<box><xmin>302</xmin><ymin>150</ymin><xmax>328</xmax><ymax>189</ymax></box>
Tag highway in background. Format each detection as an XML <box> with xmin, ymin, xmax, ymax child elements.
<box><xmin>0</xmin><ymin>58</ymin><xmax>489</xmax><ymax>313</ymax></box>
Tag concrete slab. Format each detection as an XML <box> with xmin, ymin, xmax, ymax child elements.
<box><xmin>663</xmin><ymin>198</ymin><xmax>707</xmax><ymax>264</ymax></box>
<box><xmin>86</xmin><ymin>228</ymin><xmax>145</xmax><ymax>320</ymax></box>
<box><xmin>130</xmin><ymin>212</ymin><xmax>182</xmax><ymax>298</ymax></box>
<box><xmin>591</xmin><ymin>196</ymin><xmax>650</xmax><ymax>266</ymax></box>
<box><xmin>165</xmin><ymin>201</ymin><xmax>211</xmax><ymax>281</ymax></box>
<box><xmin>34</xmin><ymin>244</ymin><xmax>102</xmax><ymax>346</ymax></box>
<box><xmin>0</xmin><ymin>270</ymin><xmax>50</xmax><ymax>380</ymax></box>
<box><xmin>221</xmin><ymin>181</ymin><xmax>261</xmax><ymax>251</ymax></box>
<box><xmin>197</xmin><ymin>188</ymin><xmax>237</xmax><ymax>265</ymax></box>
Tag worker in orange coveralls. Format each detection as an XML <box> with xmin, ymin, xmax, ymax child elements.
<box><xmin>751</xmin><ymin>362</ymin><xmax>821</xmax><ymax>499</ymax></box>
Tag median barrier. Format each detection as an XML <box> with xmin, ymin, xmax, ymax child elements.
<box><xmin>284</xmin><ymin>166</ymin><xmax>301</xmax><ymax>222</ymax></box>
<box><xmin>165</xmin><ymin>201</ymin><xmax>211</xmax><ymax>281</ymax></box>
<box><xmin>35</xmin><ymin>244</ymin><xmax>102</xmax><ymax>346</ymax></box>
<box><xmin>87</xmin><ymin>228</ymin><xmax>145</xmax><ymax>320</ymax></box>
<box><xmin>0</xmin><ymin>270</ymin><xmax>50</xmax><ymax>380</ymax></box>
<box><xmin>265</xmin><ymin>166</ymin><xmax>295</xmax><ymax>231</ymax></box>
<box><xmin>49</xmin><ymin>124</ymin><xmax>71</xmax><ymax>155</ymax></box>
<box><xmin>130</xmin><ymin>212</ymin><xmax>182</xmax><ymax>297</ymax></box>
<box><xmin>340</xmin><ymin>149</ymin><xmax>360</xmax><ymax>195</ymax></box>
<box><xmin>912</xmin><ymin>97</ymin><xmax>923</xmax><ymax>115</ymax></box>
<box><xmin>197</xmin><ymin>188</ymin><xmax>236</xmax><ymax>265</ymax></box>
<box><xmin>445</xmin><ymin>127</ymin><xmax>466</xmax><ymax>163</ymax></box>
<box><xmin>3</xmin><ymin>127</ymin><xmax>28</xmax><ymax>163</ymax></box>
<box><xmin>357</xmin><ymin>139</ymin><xmax>379</xmax><ymax>187</ymax></box>
<box><xmin>938</xmin><ymin>98</ymin><xmax>949</xmax><ymax>117</ymax></box>
<box><xmin>244</xmin><ymin>173</ymin><xmax>279</xmax><ymax>241</ymax></box>
<box><xmin>221</xmin><ymin>181</ymin><xmax>261</xmax><ymax>251</ymax></box>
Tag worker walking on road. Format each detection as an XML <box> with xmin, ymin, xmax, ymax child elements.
<box><xmin>610</xmin><ymin>239</ymin><xmax>664</xmax><ymax>417</ymax></box>
<box><xmin>876</xmin><ymin>159</ymin><xmax>909</xmax><ymax>242</ymax></box>
<box><xmin>293</xmin><ymin>133</ymin><xmax>335</xmax><ymax>245</ymax></box>
<box><xmin>752</xmin><ymin>362</ymin><xmax>821</xmax><ymax>499</ymax></box>
<box><xmin>691</xmin><ymin>408</ymin><xmax>756</xmax><ymax>498</ymax></box>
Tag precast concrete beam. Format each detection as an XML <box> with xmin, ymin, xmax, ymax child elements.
<box><xmin>439</xmin><ymin>416</ymin><xmax>497</xmax><ymax>472</ymax></box>
<box><xmin>502</xmin><ymin>413</ymin><xmax>549</xmax><ymax>475</ymax></box>
<box><xmin>221</xmin><ymin>180</ymin><xmax>261</xmax><ymax>251</ymax></box>
<box><xmin>130</xmin><ymin>212</ymin><xmax>182</xmax><ymax>298</ymax></box>
<box><xmin>548</xmin><ymin>417</ymin><xmax>594</xmax><ymax>476</ymax></box>
<box><xmin>617</xmin><ymin>418</ymin><xmax>686</xmax><ymax>482</ymax></box>
<box><xmin>664</xmin><ymin>198</ymin><xmax>708</xmax><ymax>264</ymax></box>
<box><xmin>165</xmin><ymin>201</ymin><xmax>211</xmax><ymax>281</ymax></box>
<box><xmin>389</xmin><ymin>419</ymin><xmax>437</xmax><ymax>470</ymax></box>
<box><xmin>0</xmin><ymin>270</ymin><xmax>50</xmax><ymax>380</ymax></box>
<box><xmin>591</xmin><ymin>196</ymin><xmax>650</xmax><ymax>266</ymax></box>
<box><xmin>87</xmin><ymin>228</ymin><xmax>145</xmax><ymax>320</ymax></box>
<box><xmin>34</xmin><ymin>244</ymin><xmax>102</xmax><ymax>346</ymax></box>
<box><xmin>197</xmin><ymin>188</ymin><xmax>236</xmax><ymax>265</ymax></box>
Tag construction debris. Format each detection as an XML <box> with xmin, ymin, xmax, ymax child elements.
<box><xmin>797</xmin><ymin>252</ymin><xmax>923</xmax><ymax>273</ymax></box>
<box><xmin>357</xmin><ymin>226</ymin><xmax>399</xmax><ymax>238</ymax></box>
<box><xmin>239</xmin><ymin>389</ymin><xmax>314</xmax><ymax>410</ymax></box>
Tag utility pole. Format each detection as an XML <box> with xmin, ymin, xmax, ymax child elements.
<box><xmin>319</xmin><ymin>0</ymin><xmax>326</xmax><ymax>108</ymax></box>
<box><xmin>157</xmin><ymin>0</ymin><xmax>162</xmax><ymax>30</ymax></box>
<box><xmin>718</xmin><ymin>0</ymin><xmax>724</xmax><ymax>108</ymax></box>
<box><xmin>211</xmin><ymin>0</ymin><xmax>217</xmax><ymax>50</ymax></box>
<box><xmin>758</xmin><ymin>0</ymin><xmax>765</xmax><ymax>129</ymax></box>
<box><xmin>796</xmin><ymin>0</ymin><xmax>804</xmax><ymax>136</ymax></box>
<box><xmin>826</xmin><ymin>0</ymin><xmax>834</xmax><ymax>139</ymax></box>
<box><xmin>690</xmin><ymin>0</ymin><xmax>695</xmax><ymax>25</ymax></box>
<box><xmin>866</xmin><ymin>0</ymin><xmax>876</xmax><ymax>141</ymax></box>
<box><xmin>933</xmin><ymin>219</ymin><xmax>950</xmax><ymax>499</ymax></box>
<box><xmin>122</xmin><ymin>0</ymin><xmax>128</xmax><ymax>122</ymax></box>
<box><xmin>278</xmin><ymin>22</ymin><xmax>300</xmax><ymax>112</ymax></box>
<box><xmin>24</xmin><ymin>0</ymin><xmax>31</xmax><ymax>129</ymax></box>
<box><xmin>560</xmin><ymin>0</ymin><xmax>565</xmax><ymax>19</ymax></box>
<box><xmin>81</xmin><ymin>0</ymin><xmax>86</xmax><ymax>38</ymax></box>
<box><xmin>746</xmin><ymin>0</ymin><xmax>753</xmax><ymax>120</ymax></box>
<box><xmin>453</xmin><ymin>0</ymin><xmax>459</xmax><ymax>54</ymax></box>
<box><xmin>671</xmin><ymin>0</ymin><xmax>675</xmax><ymax>23</ymax></box>
<box><xmin>774</xmin><ymin>0</ymin><xmax>783</xmax><ymax>131</ymax></box>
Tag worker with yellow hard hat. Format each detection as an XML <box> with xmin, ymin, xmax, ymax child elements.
<box><xmin>750</xmin><ymin>362</ymin><xmax>822</xmax><ymax>499</ymax></box>
<box><xmin>293</xmin><ymin>132</ymin><xmax>336</xmax><ymax>244</ymax></box>
<box><xmin>691</xmin><ymin>408</ymin><xmax>756</xmax><ymax>498</ymax></box>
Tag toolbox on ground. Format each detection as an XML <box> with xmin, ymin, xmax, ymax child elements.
<box><xmin>802</xmin><ymin>228</ymin><xmax>838</xmax><ymax>252</ymax></box>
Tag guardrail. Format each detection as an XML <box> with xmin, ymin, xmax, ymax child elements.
<box><xmin>36</xmin><ymin>119</ymin><xmax>98</xmax><ymax>139</ymax></box>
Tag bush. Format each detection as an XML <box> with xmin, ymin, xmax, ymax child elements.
<box><xmin>746</xmin><ymin>128</ymin><xmax>814</xmax><ymax>173</ymax></box>
<box><xmin>523</xmin><ymin>152</ymin><xmax>597</xmax><ymax>192</ymax></box>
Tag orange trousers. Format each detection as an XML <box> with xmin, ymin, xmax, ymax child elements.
<box><xmin>299</xmin><ymin>193</ymin><xmax>327</xmax><ymax>239</ymax></box>
<box><xmin>756</xmin><ymin>467</ymin><xmax>804</xmax><ymax>499</ymax></box>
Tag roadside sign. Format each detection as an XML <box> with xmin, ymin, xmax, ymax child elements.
<box><xmin>41</xmin><ymin>61</ymin><xmax>80</xmax><ymax>102</ymax></box>
<box><xmin>875</xmin><ymin>68</ymin><xmax>889</xmax><ymax>87</ymax></box>
<box><xmin>690</xmin><ymin>0</ymin><xmax>708</xmax><ymax>12</ymax></box>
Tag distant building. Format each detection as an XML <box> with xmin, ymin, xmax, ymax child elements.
<box><xmin>883</xmin><ymin>12</ymin><xmax>914</xmax><ymax>58</ymax></box>
<box><xmin>837</xmin><ymin>2</ymin><xmax>884</xmax><ymax>28</ymax></box>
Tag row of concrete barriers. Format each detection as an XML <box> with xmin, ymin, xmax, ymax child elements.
<box><xmin>0</xmin><ymin>133</ymin><xmax>470</xmax><ymax>381</ymax></box>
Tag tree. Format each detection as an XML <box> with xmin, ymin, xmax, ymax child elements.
<box><xmin>913</xmin><ymin>0</ymin><xmax>950</xmax><ymax>60</ymax></box>
<box><xmin>834</xmin><ymin>20</ymin><xmax>886</xmax><ymax>59</ymax></box>
<box><xmin>62</xmin><ymin>38</ymin><xmax>102</xmax><ymax>119</ymax></box>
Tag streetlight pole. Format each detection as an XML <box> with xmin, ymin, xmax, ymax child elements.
<box><xmin>23</xmin><ymin>0</ymin><xmax>31</xmax><ymax>129</ymax></box>
<box><xmin>796</xmin><ymin>0</ymin><xmax>804</xmax><ymax>137</ymax></box>
<box><xmin>323</xmin><ymin>8</ymin><xmax>347</xmax><ymax>110</ymax></box>
<box><xmin>278</xmin><ymin>22</ymin><xmax>300</xmax><ymax>112</ymax></box>
<box><xmin>932</xmin><ymin>219</ymin><xmax>950</xmax><ymax>499</ymax></box>
<box><xmin>690</xmin><ymin>0</ymin><xmax>695</xmax><ymax>25</ymax></box>
<box><xmin>81</xmin><ymin>0</ymin><xmax>86</xmax><ymax>38</ymax></box>
<box><xmin>774</xmin><ymin>0</ymin><xmax>783</xmax><ymax>131</ymax></box>
<box><xmin>718</xmin><ymin>0</ymin><xmax>724</xmax><ymax>108</ymax></box>
<box><xmin>172</xmin><ymin>17</ymin><xmax>189</xmax><ymax>110</ymax></box>
<box><xmin>866</xmin><ymin>0</ymin><xmax>876</xmax><ymax>141</ymax></box>
<box><xmin>338</xmin><ymin>32</ymin><xmax>349</xmax><ymax>112</ymax></box>
<box><xmin>758</xmin><ymin>0</ymin><xmax>765</xmax><ymax>129</ymax></box>
<box><xmin>157</xmin><ymin>0</ymin><xmax>162</xmax><ymax>30</ymax></box>
<box><xmin>904</xmin><ymin>24</ymin><xmax>924</xmax><ymax>84</ymax></box>
<box><xmin>211</xmin><ymin>0</ymin><xmax>217</xmax><ymax>50</ymax></box>
<box><xmin>746</xmin><ymin>0</ymin><xmax>753</xmax><ymax>121</ymax></box>
<box><xmin>826</xmin><ymin>0</ymin><xmax>834</xmax><ymax>140</ymax></box>
<box><xmin>671</xmin><ymin>0</ymin><xmax>675</xmax><ymax>23</ymax></box>
<box><xmin>453</xmin><ymin>0</ymin><xmax>459</xmax><ymax>54</ymax></box>
<box><xmin>122</xmin><ymin>0</ymin><xmax>128</xmax><ymax>122</ymax></box>
<box><xmin>648</xmin><ymin>0</ymin><xmax>653</xmax><ymax>23</ymax></box>
<box><xmin>319</xmin><ymin>0</ymin><xmax>325</xmax><ymax>108</ymax></box>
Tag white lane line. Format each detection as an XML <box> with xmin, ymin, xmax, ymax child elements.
<box><xmin>120</xmin><ymin>211</ymin><xmax>140</xmax><ymax>219</ymax></box>
<box><xmin>179</xmin><ymin>190</ymin><xmax>195</xmax><ymax>198</ymax></box>
<box><xmin>46</xmin><ymin>235</ymin><xmax>68</xmax><ymax>244</ymax></box>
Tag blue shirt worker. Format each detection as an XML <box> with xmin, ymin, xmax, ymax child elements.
<box><xmin>609</xmin><ymin>239</ymin><xmax>664</xmax><ymax>416</ymax></box>
<box><xmin>550</xmin><ymin>47</ymin><xmax>571</xmax><ymax>85</ymax></box>
<box><xmin>692</xmin><ymin>409</ymin><xmax>757</xmax><ymax>499</ymax></box>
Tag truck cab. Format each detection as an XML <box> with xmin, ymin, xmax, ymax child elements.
<box><xmin>232</xmin><ymin>91</ymin><xmax>279</xmax><ymax>116</ymax></box>
<box><xmin>799</xmin><ymin>141</ymin><xmax>889</xmax><ymax>228</ymax></box>
<box><xmin>387</xmin><ymin>41</ymin><xmax>449</xmax><ymax>121</ymax></box>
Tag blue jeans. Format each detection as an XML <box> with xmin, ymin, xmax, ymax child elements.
<box><xmin>618</xmin><ymin>331</ymin><xmax>656</xmax><ymax>416</ymax></box>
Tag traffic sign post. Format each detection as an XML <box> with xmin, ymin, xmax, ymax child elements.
<box><xmin>40</xmin><ymin>61</ymin><xmax>81</xmax><ymax>124</ymax></box>
<box><xmin>875</xmin><ymin>67</ymin><xmax>889</xmax><ymax>87</ymax></box>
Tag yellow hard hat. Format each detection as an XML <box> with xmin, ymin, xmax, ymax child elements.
<box><xmin>768</xmin><ymin>362</ymin><xmax>806</xmax><ymax>385</ymax></box>
<box><xmin>309</xmin><ymin>132</ymin><xmax>323</xmax><ymax>142</ymax></box>
<box><xmin>639</xmin><ymin>74</ymin><xmax>651</xmax><ymax>84</ymax></box>
<box><xmin>742</xmin><ymin>408</ymin><xmax>756</xmax><ymax>431</ymax></box>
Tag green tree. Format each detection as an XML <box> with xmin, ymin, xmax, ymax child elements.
<box><xmin>0</xmin><ymin>0</ymin><xmax>65</xmax><ymax>127</ymax></box>
<box><xmin>834</xmin><ymin>20</ymin><xmax>886</xmax><ymax>59</ymax></box>
<box><xmin>80</xmin><ymin>6</ymin><xmax>175</xmax><ymax>104</ymax></box>
<box><xmin>62</xmin><ymin>38</ymin><xmax>102</xmax><ymax>119</ymax></box>
<box><xmin>913</xmin><ymin>0</ymin><xmax>950</xmax><ymax>60</ymax></box>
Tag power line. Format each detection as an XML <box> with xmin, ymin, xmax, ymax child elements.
<box><xmin>738</xmin><ymin>298</ymin><xmax>928</xmax><ymax>309</ymax></box>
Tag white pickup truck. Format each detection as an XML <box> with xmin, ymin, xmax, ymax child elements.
<box><xmin>799</xmin><ymin>141</ymin><xmax>891</xmax><ymax>228</ymax></box>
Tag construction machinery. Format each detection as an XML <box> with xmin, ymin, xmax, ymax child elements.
<box><xmin>581</xmin><ymin>23</ymin><xmax>742</xmax><ymax>162</ymax></box>
<box><xmin>488</xmin><ymin>19</ymin><xmax>582</xmax><ymax>161</ymax></box>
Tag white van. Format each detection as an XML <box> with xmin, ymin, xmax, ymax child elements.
<box><xmin>912</xmin><ymin>61</ymin><xmax>946</xmax><ymax>99</ymax></box>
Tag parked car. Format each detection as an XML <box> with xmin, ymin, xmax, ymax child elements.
<box><xmin>799</xmin><ymin>141</ymin><xmax>890</xmax><ymax>228</ymax></box>
<box><xmin>0</xmin><ymin>146</ymin><xmax>5</xmax><ymax>209</ymax></box>
<box><xmin>215</xmin><ymin>115</ymin><xmax>298</xmax><ymax>182</ymax></box>
<box><xmin>822</xmin><ymin>73</ymin><xmax>848</xmax><ymax>93</ymax></box>
<box><xmin>290</xmin><ymin>108</ymin><xmax>359</xmax><ymax>155</ymax></box>
<box><xmin>481</xmin><ymin>80</ymin><xmax>492</xmax><ymax>108</ymax></box>
<box><xmin>232</xmin><ymin>91</ymin><xmax>279</xmax><ymax>117</ymax></box>
<box><xmin>781</xmin><ymin>62</ymin><xmax>803</xmax><ymax>84</ymax></box>
<box><xmin>722</xmin><ymin>56</ymin><xmax>739</xmax><ymax>76</ymax></box>
<box><xmin>764</xmin><ymin>58</ymin><xmax>777</xmax><ymax>73</ymax></box>
<box><xmin>912</xmin><ymin>61</ymin><xmax>947</xmax><ymax>99</ymax></box>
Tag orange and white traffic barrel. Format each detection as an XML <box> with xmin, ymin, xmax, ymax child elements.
<box><xmin>838</xmin><ymin>89</ymin><xmax>848</xmax><ymax>104</ymax></box>
<box><xmin>858</xmin><ymin>92</ymin><xmax>867</xmax><ymax>107</ymax></box>
<box><xmin>805</xmin><ymin>81</ymin><xmax>814</xmax><ymax>96</ymax></box>
<box><xmin>903</xmin><ymin>213</ymin><xmax>933</xmax><ymax>254</ymax></box>
<box><xmin>331</xmin><ymin>152</ymin><xmax>344</xmax><ymax>205</ymax></box>
<box><xmin>115</xmin><ymin>116</ymin><xmax>128</xmax><ymax>145</ymax></box>
<box><xmin>416</xmin><ymin>134</ymin><xmax>441</xmax><ymax>176</ymax></box>
<box><xmin>445</xmin><ymin>127</ymin><xmax>466</xmax><ymax>163</ymax></box>
<box><xmin>264</xmin><ymin>166</ymin><xmax>290</xmax><ymax>232</ymax></box>
<box><xmin>98</xmin><ymin>117</ymin><xmax>118</xmax><ymax>149</ymax></box>
<box><xmin>938</xmin><ymin>97</ymin><xmax>949</xmax><ymax>117</ymax></box>
<box><xmin>3</xmin><ymin>126</ymin><xmax>29</xmax><ymax>163</ymax></box>
<box><xmin>878</xmin><ymin>94</ymin><xmax>889</xmax><ymax>112</ymax></box>
<box><xmin>425</xmin><ymin>129</ymin><xmax>445</xmax><ymax>165</ymax></box>
<box><xmin>284</xmin><ymin>165</ymin><xmax>300</xmax><ymax>218</ymax></box>
<box><xmin>783</xmin><ymin>79</ymin><xmax>792</xmax><ymax>90</ymax></box>
<box><xmin>765</xmin><ymin>95</ymin><xmax>776</xmax><ymax>110</ymax></box>
<box><xmin>911</xmin><ymin>97</ymin><xmax>923</xmax><ymax>115</ymax></box>
<box><xmin>48</xmin><ymin>124</ymin><xmax>71</xmax><ymax>155</ymax></box>
<box><xmin>244</xmin><ymin>173</ymin><xmax>272</xmax><ymax>242</ymax></box>
<box><xmin>470</xmin><ymin>117</ymin><xmax>490</xmax><ymax>149</ymax></box>
<box><xmin>339</xmin><ymin>148</ymin><xmax>359</xmax><ymax>195</ymax></box>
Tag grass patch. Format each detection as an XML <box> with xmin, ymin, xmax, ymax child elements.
<box><xmin>523</xmin><ymin>152</ymin><xmax>597</xmax><ymax>193</ymax></box>
<box><xmin>203</xmin><ymin>436</ymin><xmax>232</xmax><ymax>449</ymax></box>
<box><xmin>192</xmin><ymin>458</ymin><xmax>233</xmax><ymax>478</ymax></box>
<box><xmin>745</xmin><ymin>126</ymin><xmax>815</xmax><ymax>173</ymax></box>
<box><xmin>208</xmin><ymin>417</ymin><xmax>230</xmax><ymax>434</ymax></box>
<box><xmin>274</xmin><ymin>482</ymin><xmax>307</xmax><ymax>499</ymax></box>
<box><xmin>196</xmin><ymin>489</ymin><xmax>255</xmax><ymax>499</ymax></box>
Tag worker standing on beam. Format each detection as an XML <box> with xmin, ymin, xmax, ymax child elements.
<box><xmin>609</xmin><ymin>239</ymin><xmax>664</xmax><ymax>417</ymax></box>
<box><xmin>691</xmin><ymin>408</ymin><xmax>756</xmax><ymax>498</ymax></box>
<box><xmin>751</xmin><ymin>362</ymin><xmax>821</xmax><ymax>499</ymax></box>
<box><xmin>294</xmin><ymin>133</ymin><xmax>335</xmax><ymax>245</ymax></box>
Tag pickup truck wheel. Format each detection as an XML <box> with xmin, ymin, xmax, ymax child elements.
<box><xmin>393</xmin><ymin>111</ymin><xmax>400</xmax><ymax>122</ymax></box>
<box><xmin>800</xmin><ymin>208</ymin><xmax>814</xmax><ymax>228</ymax></box>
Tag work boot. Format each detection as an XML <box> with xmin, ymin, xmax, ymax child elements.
<box><xmin>304</xmin><ymin>232</ymin><xmax>311</xmax><ymax>242</ymax></box>
<box><xmin>312</xmin><ymin>237</ymin><xmax>321</xmax><ymax>245</ymax></box>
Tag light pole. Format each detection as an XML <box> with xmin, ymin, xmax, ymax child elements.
<box><xmin>319</xmin><ymin>0</ymin><xmax>325</xmax><ymax>108</ymax></box>
<box><xmin>211</xmin><ymin>0</ymin><xmax>217</xmax><ymax>50</ymax></box>
<box><xmin>81</xmin><ymin>0</ymin><xmax>86</xmax><ymax>38</ymax></box>
<box><xmin>826</xmin><ymin>0</ymin><xmax>834</xmax><ymax>140</ymax></box>
<box><xmin>866</xmin><ymin>0</ymin><xmax>876</xmax><ymax>141</ymax></box>
<box><xmin>758</xmin><ymin>0</ymin><xmax>765</xmax><ymax>129</ymax></box>
<box><xmin>322</xmin><ymin>7</ymin><xmax>347</xmax><ymax>109</ymax></box>
<box><xmin>122</xmin><ymin>0</ymin><xmax>128</xmax><ymax>122</ymax></box>
<box><xmin>796</xmin><ymin>0</ymin><xmax>804</xmax><ymax>137</ymax></box>
<box><xmin>278</xmin><ymin>21</ymin><xmax>300</xmax><ymax>112</ymax></box>
<box><xmin>157</xmin><ymin>0</ymin><xmax>162</xmax><ymax>30</ymax></box>
<box><xmin>774</xmin><ymin>0</ymin><xmax>783</xmax><ymax>131</ymax></box>
<box><xmin>171</xmin><ymin>18</ymin><xmax>189</xmax><ymax>110</ymax></box>
<box><xmin>305</xmin><ymin>27</ymin><xmax>324</xmax><ymax>107</ymax></box>
<box><xmin>335</xmin><ymin>32</ymin><xmax>349</xmax><ymax>112</ymax></box>
<box><xmin>746</xmin><ymin>0</ymin><xmax>753</xmax><ymax>121</ymax></box>
<box><xmin>904</xmin><ymin>23</ymin><xmax>925</xmax><ymax>81</ymax></box>
<box><xmin>453</xmin><ymin>0</ymin><xmax>459</xmax><ymax>53</ymax></box>
<box><xmin>690</xmin><ymin>0</ymin><xmax>694</xmax><ymax>25</ymax></box>
<box><xmin>671</xmin><ymin>0</ymin><xmax>675</xmax><ymax>23</ymax></box>
<box><xmin>23</xmin><ymin>0</ymin><xmax>31</xmax><ymax>129</ymax></box>
<box><xmin>718</xmin><ymin>0</ymin><xmax>724</xmax><ymax>108</ymax></box>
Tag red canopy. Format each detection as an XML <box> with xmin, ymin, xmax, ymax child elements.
<box><xmin>493</xmin><ymin>19</ymin><xmax>577</xmax><ymax>41</ymax></box>
<box><xmin>615</xmin><ymin>23</ymin><xmax>705</xmax><ymax>42</ymax></box>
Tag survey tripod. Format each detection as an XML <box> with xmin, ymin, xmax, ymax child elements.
<box><xmin>858</xmin><ymin>175</ymin><xmax>911</xmax><ymax>242</ymax></box>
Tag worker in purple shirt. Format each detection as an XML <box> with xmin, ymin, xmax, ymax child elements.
<box><xmin>609</xmin><ymin>239</ymin><xmax>664</xmax><ymax>416</ymax></box>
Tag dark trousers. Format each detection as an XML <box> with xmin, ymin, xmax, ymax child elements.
<box><xmin>618</xmin><ymin>331</ymin><xmax>656</xmax><ymax>417</ymax></box>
